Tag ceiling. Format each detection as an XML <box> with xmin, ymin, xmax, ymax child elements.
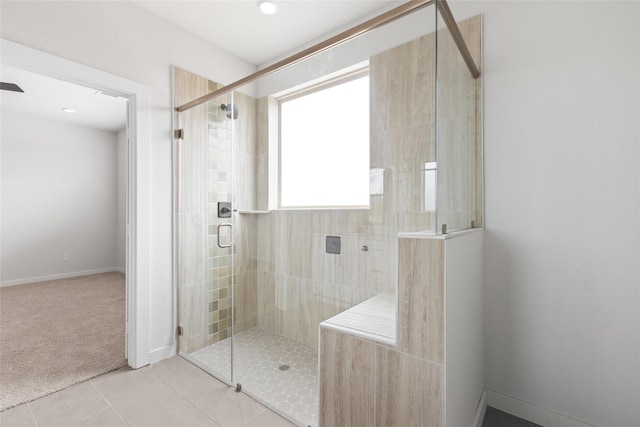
<box><xmin>0</xmin><ymin>65</ymin><xmax>128</xmax><ymax>133</ymax></box>
<box><xmin>133</xmin><ymin>0</ymin><xmax>401</xmax><ymax>65</ymax></box>
<box><xmin>0</xmin><ymin>1</ymin><xmax>403</xmax><ymax>132</ymax></box>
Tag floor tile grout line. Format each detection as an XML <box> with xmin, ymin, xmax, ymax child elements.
<box><xmin>237</xmin><ymin>394</ymin><xmax>288</xmax><ymax>427</ymax></box>
<box><xmin>26</xmin><ymin>403</ymin><xmax>39</xmax><ymax>427</ymax></box>
<box><xmin>234</xmin><ymin>393</ymin><xmax>269</xmax><ymax>427</ymax></box>
<box><xmin>161</xmin><ymin>359</ymin><xmax>291</xmax><ymax>426</ymax></box>
<box><xmin>179</xmin><ymin>393</ymin><xmax>224</xmax><ymax>427</ymax></box>
<box><xmin>147</xmin><ymin>360</ymin><xmax>229</xmax><ymax>427</ymax></box>
<box><xmin>91</xmin><ymin>364</ymin><xmax>226</xmax><ymax>427</ymax></box>
<box><xmin>90</xmin><ymin>381</ymin><xmax>131</xmax><ymax>426</ymax></box>
<box><xmin>147</xmin><ymin>361</ymin><xmax>227</xmax><ymax>404</ymax></box>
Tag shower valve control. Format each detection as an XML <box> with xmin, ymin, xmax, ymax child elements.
<box><xmin>218</xmin><ymin>202</ymin><xmax>232</xmax><ymax>218</ymax></box>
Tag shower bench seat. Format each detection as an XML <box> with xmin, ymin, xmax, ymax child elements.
<box><xmin>320</xmin><ymin>291</ymin><xmax>396</xmax><ymax>345</ymax></box>
<box><xmin>318</xmin><ymin>229</ymin><xmax>485</xmax><ymax>427</ymax></box>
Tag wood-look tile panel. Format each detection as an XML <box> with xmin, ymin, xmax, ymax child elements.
<box><xmin>255</xmin><ymin>214</ymin><xmax>275</xmax><ymax>273</ymax></box>
<box><xmin>370</xmin><ymin>50</ymin><xmax>391</xmax><ymax>135</ymax></box>
<box><xmin>319</xmin><ymin>328</ymin><xmax>375</xmax><ymax>427</ymax></box>
<box><xmin>255</xmin><ymin>98</ymin><xmax>269</xmax><ymax>211</ymax></box>
<box><xmin>174</xmin><ymin>68</ymin><xmax>208</xmax><ymax>216</ymax></box>
<box><xmin>257</xmin><ymin>271</ymin><xmax>276</xmax><ymax>330</ymax></box>
<box><xmin>177</xmin><ymin>280</ymin><xmax>207</xmax><ymax>353</ymax></box>
<box><xmin>236</xmin><ymin>216</ymin><xmax>257</xmax><ymax>274</ymax></box>
<box><xmin>389</xmin><ymin>33</ymin><xmax>436</xmax><ymax>130</ymax></box>
<box><xmin>397</xmin><ymin>238</ymin><xmax>444</xmax><ymax>363</ymax></box>
<box><xmin>235</xmin><ymin>271</ymin><xmax>258</xmax><ymax>333</ymax></box>
<box><xmin>299</xmin><ymin>279</ymin><xmax>321</xmax><ymax>349</ymax></box>
<box><xmin>234</xmin><ymin>93</ymin><xmax>253</xmax><ymax>210</ymax></box>
<box><xmin>174</xmin><ymin>68</ymin><xmax>211</xmax><ymax>353</ymax></box>
<box><xmin>375</xmin><ymin>345</ymin><xmax>444</xmax><ymax>427</ymax></box>
<box><xmin>275</xmin><ymin>274</ymin><xmax>300</xmax><ymax>342</ymax></box>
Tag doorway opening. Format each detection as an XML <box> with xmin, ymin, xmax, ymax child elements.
<box><xmin>0</xmin><ymin>65</ymin><xmax>129</xmax><ymax>411</ymax></box>
<box><xmin>0</xmin><ymin>38</ymin><xmax>151</xmax><ymax>410</ymax></box>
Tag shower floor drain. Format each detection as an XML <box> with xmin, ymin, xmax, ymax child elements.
<box><xmin>278</xmin><ymin>364</ymin><xmax>290</xmax><ymax>371</ymax></box>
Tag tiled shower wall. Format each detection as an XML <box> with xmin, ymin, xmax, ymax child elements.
<box><xmin>205</xmin><ymin>80</ymin><xmax>234</xmax><ymax>345</ymax></box>
<box><xmin>174</xmin><ymin>69</ymin><xmax>258</xmax><ymax>353</ymax></box>
<box><xmin>176</xmin><ymin>14</ymin><xmax>482</xmax><ymax>354</ymax></box>
<box><xmin>207</xmin><ymin>84</ymin><xmax>258</xmax><ymax>345</ymax></box>
<box><xmin>240</xmin><ymin>25</ymin><xmax>444</xmax><ymax>350</ymax></box>
<box><xmin>249</xmin><ymin>211</ymin><xmax>397</xmax><ymax>349</ymax></box>
<box><xmin>318</xmin><ymin>17</ymin><xmax>482</xmax><ymax>426</ymax></box>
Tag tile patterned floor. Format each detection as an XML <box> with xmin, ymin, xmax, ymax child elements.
<box><xmin>0</xmin><ymin>356</ymin><xmax>296</xmax><ymax>427</ymax></box>
<box><xmin>0</xmin><ymin>349</ymin><xmax>539</xmax><ymax>427</ymax></box>
<box><xmin>190</xmin><ymin>327</ymin><xmax>319</xmax><ymax>427</ymax></box>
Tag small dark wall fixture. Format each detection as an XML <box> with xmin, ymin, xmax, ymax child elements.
<box><xmin>326</xmin><ymin>236</ymin><xmax>341</xmax><ymax>255</ymax></box>
<box><xmin>218</xmin><ymin>202</ymin><xmax>232</xmax><ymax>218</ymax></box>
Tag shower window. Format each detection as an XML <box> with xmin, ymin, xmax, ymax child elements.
<box><xmin>278</xmin><ymin>68</ymin><xmax>370</xmax><ymax>208</ymax></box>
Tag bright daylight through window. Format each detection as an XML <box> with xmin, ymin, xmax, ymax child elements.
<box><xmin>279</xmin><ymin>72</ymin><xmax>369</xmax><ymax>208</ymax></box>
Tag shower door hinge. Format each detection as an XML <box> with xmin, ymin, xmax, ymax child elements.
<box><xmin>177</xmin><ymin>325</ymin><xmax>183</xmax><ymax>336</ymax></box>
<box><xmin>174</xmin><ymin>129</ymin><xmax>184</xmax><ymax>139</ymax></box>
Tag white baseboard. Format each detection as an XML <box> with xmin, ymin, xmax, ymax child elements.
<box><xmin>486</xmin><ymin>390</ymin><xmax>597</xmax><ymax>427</ymax></box>
<box><xmin>1</xmin><ymin>268</ymin><xmax>125</xmax><ymax>287</ymax></box>
<box><xmin>114</xmin><ymin>267</ymin><xmax>126</xmax><ymax>274</ymax></box>
<box><xmin>149</xmin><ymin>344</ymin><xmax>176</xmax><ymax>364</ymax></box>
<box><xmin>472</xmin><ymin>389</ymin><xmax>488</xmax><ymax>427</ymax></box>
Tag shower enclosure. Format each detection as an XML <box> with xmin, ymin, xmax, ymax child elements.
<box><xmin>173</xmin><ymin>1</ymin><xmax>482</xmax><ymax>426</ymax></box>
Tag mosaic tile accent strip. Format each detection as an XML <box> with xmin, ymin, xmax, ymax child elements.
<box><xmin>206</xmin><ymin>83</ymin><xmax>235</xmax><ymax>347</ymax></box>
<box><xmin>190</xmin><ymin>327</ymin><xmax>319</xmax><ymax>427</ymax></box>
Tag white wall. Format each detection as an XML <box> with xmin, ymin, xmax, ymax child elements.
<box><xmin>1</xmin><ymin>112</ymin><xmax>119</xmax><ymax>284</ymax></box>
<box><xmin>446</xmin><ymin>230</ymin><xmax>485</xmax><ymax>427</ymax></box>
<box><xmin>448</xmin><ymin>1</ymin><xmax>639</xmax><ymax>426</ymax></box>
<box><xmin>116</xmin><ymin>129</ymin><xmax>126</xmax><ymax>272</ymax></box>
<box><xmin>2</xmin><ymin>2</ymin><xmax>638</xmax><ymax>425</ymax></box>
<box><xmin>0</xmin><ymin>1</ymin><xmax>256</xmax><ymax>358</ymax></box>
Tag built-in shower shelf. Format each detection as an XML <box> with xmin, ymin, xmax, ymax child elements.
<box><xmin>320</xmin><ymin>292</ymin><xmax>396</xmax><ymax>345</ymax></box>
<box><xmin>237</xmin><ymin>210</ymin><xmax>271</xmax><ymax>214</ymax></box>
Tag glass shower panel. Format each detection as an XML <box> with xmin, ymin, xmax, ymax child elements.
<box><xmin>174</xmin><ymin>69</ymin><xmax>235</xmax><ymax>383</ymax></box>
<box><xmin>435</xmin><ymin>7</ymin><xmax>483</xmax><ymax>233</ymax></box>
<box><xmin>226</xmin><ymin>6</ymin><xmax>437</xmax><ymax>426</ymax></box>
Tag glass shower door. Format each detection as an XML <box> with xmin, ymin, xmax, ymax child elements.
<box><xmin>226</xmin><ymin>5</ymin><xmax>439</xmax><ymax>426</ymax></box>
<box><xmin>174</xmin><ymin>68</ymin><xmax>236</xmax><ymax>384</ymax></box>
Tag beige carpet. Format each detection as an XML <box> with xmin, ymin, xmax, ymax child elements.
<box><xmin>0</xmin><ymin>272</ymin><xmax>127</xmax><ymax>411</ymax></box>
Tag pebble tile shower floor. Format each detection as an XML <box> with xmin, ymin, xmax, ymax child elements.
<box><xmin>190</xmin><ymin>327</ymin><xmax>319</xmax><ymax>427</ymax></box>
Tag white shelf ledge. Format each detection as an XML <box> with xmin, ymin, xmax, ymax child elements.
<box><xmin>320</xmin><ymin>292</ymin><xmax>396</xmax><ymax>345</ymax></box>
<box><xmin>398</xmin><ymin>227</ymin><xmax>483</xmax><ymax>240</ymax></box>
<box><xmin>237</xmin><ymin>210</ymin><xmax>271</xmax><ymax>214</ymax></box>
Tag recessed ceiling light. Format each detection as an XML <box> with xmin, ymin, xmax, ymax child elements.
<box><xmin>258</xmin><ymin>1</ymin><xmax>277</xmax><ymax>15</ymax></box>
<box><xmin>61</xmin><ymin>108</ymin><xmax>76</xmax><ymax>114</ymax></box>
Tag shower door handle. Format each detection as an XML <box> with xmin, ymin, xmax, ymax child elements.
<box><xmin>217</xmin><ymin>223</ymin><xmax>232</xmax><ymax>248</ymax></box>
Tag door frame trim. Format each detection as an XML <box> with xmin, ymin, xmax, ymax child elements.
<box><xmin>1</xmin><ymin>39</ymin><xmax>151</xmax><ymax>368</ymax></box>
